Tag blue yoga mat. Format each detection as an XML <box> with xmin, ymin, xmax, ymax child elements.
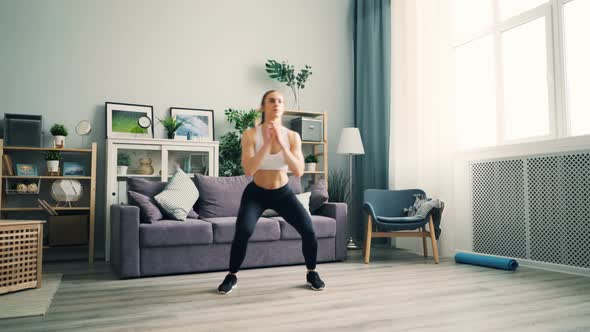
<box><xmin>455</xmin><ymin>252</ymin><xmax>519</xmax><ymax>271</ymax></box>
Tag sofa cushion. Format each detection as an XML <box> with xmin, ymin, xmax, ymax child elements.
<box><xmin>309</xmin><ymin>179</ymin><xmax>329</xmax><ymax>213</ymax></box>
<box><xmin>127</xmin><ymin>177</ymin><xmax>199</xmax><ymax>221</ymax></box>
<box><xmin>155</xmin><ymin>169</ymin><xmax>199</xmax><ymax>221</ymax></box>
<box><xmin>272</xmin><ymin>215</ymin><xmax>336</xmax><ymax>240</ymax></box>
<box><xmin>202</xmin><ymin>217</ymin><xmax>281</xmax><ymax>243</ymax></box>
<box><xmin>193</xmin><ymin>174</ymin><xmax>253</xmax><ymax>218</ymax></box>
<box><xmin>139</xmin><ymin>218</ymin><xmax>213</xmax><ymax>247</ymax></box>
<box><xmin>262</xmin><ymin>192</ymin><xmax>312</xmax><ymax>217</ymax></box>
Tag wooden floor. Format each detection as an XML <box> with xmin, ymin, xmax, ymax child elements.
<box><xmin>1</xmin><ymin>246</ymin><xmax>590</xmax><ymax>332</ymax></box>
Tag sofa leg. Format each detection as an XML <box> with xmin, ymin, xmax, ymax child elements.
<box><xmin>364</xmin><ymin>215</ymin><xmax>373</xmax><ymax>264</ymax></box>
<box><xmin>422</xmin><ymin>227</ymin><xmax>428</xmax><ymax>257</ymax></box>
<box><xmin>428</xmin><ymin>216</ymin><xmax>439</xmax><ymax>264</ymax></box>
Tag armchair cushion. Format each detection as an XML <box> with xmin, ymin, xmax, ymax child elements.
<box><xmin>377</xmin><ymin>216</ymin><xmax>425</xmax><ymax>223</ymax></box>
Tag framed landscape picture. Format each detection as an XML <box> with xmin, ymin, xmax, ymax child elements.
<box><xmin>106</xmin><ymin>102</ymin><xmax>154</xmax><ymax>139</ymax></box>
<box><xmin>170</xmin><ymin>107</ymin><xmax>215</xmax><ymax>141</ymax></box>
<box><xmin>63</xmin><ymin>162</ymin><xmax>85</xmax><ymax>176</ymax></box>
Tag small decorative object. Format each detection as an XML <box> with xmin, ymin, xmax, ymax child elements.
<box><xmin>44</xmin><ymin>151</ymin><xmax>62</xmax><ymax>176</ymax></box>
<box><xmin>170</xmin><ymin>108</ymin><xmax>215</xmax><ymax>141</ymax></box>
<box><xmin>117</xmin><ymin>153</ymin><xmax>130</xmax><ymax>176</ymax></box>
<box><xmin>63</xmin><ymin>162</ymin><xmax>85</xmax><ymax>176</ymax></box>
<box><xmin>50</xmin><ymin>123</ymin><xmax>68</xmax><ymax>148</ymax></box>
<box><xmin>16</xmin><ymin>163</ymin><xmax>38</xmax><ymax>176</ymax></box>
<box><xmin>27</xmin><ymin>182</ymin><xmax>39</xmax><ymax>193</ymax></box>
<box><xmin>106</xmin><ymin>102</ymin><xmax>154</xmax><ymax>139</ymax></box>
<box><xmin>75</xmin><ymin>120</ymin><xmax>92</xmax><ymax>147</ymax></box>
<box><xmin>136</xmin><ymin>158</ymin><xmax>154</xmax><ymax>175</ymax></box>
<box><xmin>265</xmin><ymin>59</ymin><xmax>312</xmax><ymax>110</ymax></box>
<box><xmin>16</xmin><ymin>183</ymin><xmax>28</xmax><ymax>193</ymax></box>
<box><xmin>51</xmin><ymin>179</ymin><xmax>83</xmax><ymax>207</ymax></box>
<box><xmin>305</xmin><ymin>154</ymin><xmax>318</xmax><ymax>172</ymax></box>
<box><xmin>157</xmin><ymin>116</ymin><xmax>187</xmax><ymax>139</ymax></box>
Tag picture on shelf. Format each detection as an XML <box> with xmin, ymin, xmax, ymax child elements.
<box><xmin>170</xmin><ymin>107</ymin><xmax>215</xmax><ymax>141</ymax></box>
<box><xmin>63</xmin><ymin>162</ymin><xmax>85</xmax><ymax>176</ymax></box>
<box><xmin>16</xmin><ymin>164</ymin><xmax>38</xmax><ymax>176</ymax></box>
<box><xmin>106</xmin><ymin>102</ymin><xmax>154</xmax><ymax>139</ymax></box>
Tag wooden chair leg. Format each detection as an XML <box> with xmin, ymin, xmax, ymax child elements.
<box><xmin>364</xmin><ymin>215</ymin><xmax>373</xmax><ymax>264</ymax></box>
<box><xmin>428</xmin><ymin>216</ymin><xmax>439</xmax><ymax>264</ymax></box>
<box><xmin>422</xmin><ymin>227</ymin><xmax>428</xmax><ymax>257</ymax></box>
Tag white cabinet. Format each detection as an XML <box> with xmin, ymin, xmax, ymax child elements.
<box><xmin>105</xmin><ymin>138</ymin><xmax>219</xmax><ymax>261</ymax></box>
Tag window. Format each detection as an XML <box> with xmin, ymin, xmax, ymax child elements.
<box><xmin>563</xmin><ymin>0</ymin><xmax>590</xmax><ymax>136</ymax></box>
<box><xmin>453</xmin><ymin>0</ymin><xmax>586</xmax><ymax>150</ymax></box>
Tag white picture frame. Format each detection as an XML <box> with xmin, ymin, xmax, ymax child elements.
<box><xmin>106</xmin><ymin>102</ymin><xmax>154</xmax><ymax>139</ymax></box>
<box><xmin>170</xmin><ymin>107</ymin><xmax>215</xmax><ymax>142</ymax></box>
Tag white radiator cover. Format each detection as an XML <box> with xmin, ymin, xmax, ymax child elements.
<box><xmin>470</xmin><ymin>151</ymin><xmax>590</xmax><ymax>269</ymax></box>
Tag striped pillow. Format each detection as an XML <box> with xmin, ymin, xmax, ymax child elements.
<box><xmin>155</xmin><ymin>169</ymin><xmax>199</xmax><ymax>221</ymax></box>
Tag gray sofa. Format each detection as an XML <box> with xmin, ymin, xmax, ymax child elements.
<box><xmin>110</xmin><ymin>175</ymin><xmax>348</xmax><ymax>278</ymax></box>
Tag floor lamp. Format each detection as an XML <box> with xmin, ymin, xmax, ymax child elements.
<box><xmin>336</xmin><ymin>127</ymin><xmax>365</xmax><ymax>250</ymax></box>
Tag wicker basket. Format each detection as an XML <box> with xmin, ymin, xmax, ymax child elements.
<box><xmin>0</xmin><ymin>220</ymin><xmax>45</xmax><ymax>295</ymax></box>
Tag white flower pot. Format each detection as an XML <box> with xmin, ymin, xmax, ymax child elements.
<box><xmin>47</xmin><ymin>160</ymin><xmax>60</xmax><ymax>173</ymax></box>
<box><xmin>117</xmin><ymin>165</ymin><xmax>128</xmax><ymax>176</ymax></box>
<box><xmin>305</xmin><ymin>163</ymin><xmax>317</xmax><ymax>172</ymax></box>
<box><xmin>53</xmin><ymin>135</ymin><xmax>65</xmax><ymax>148</ymax></box>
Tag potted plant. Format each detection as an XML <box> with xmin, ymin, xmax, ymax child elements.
<box><xmin>219</xmin><ymin>108</ymin><xmax>261</xmax><ymax>176</ymax></box>
<box><xmin>304</xmin><ymin>154</ymin><xmax>318</xmax><ymax>172</ymax></box>
<box><xmin>157</xmin><ymin>116</ymin><xmax>187</xmax><ymax>139</ymax></box>
<box><xmin>117</xmin><ymin>153</ymin><xmax>131</xmax><ymax>176</ymax></box>
<box><xmin>50</xmin><ymin>124</ymin><xmax>68</xmax><ymax>148</ymax></box>
<box><xmin>265</xmin><ymin>59</ymin><xmax>312</xmax><ymax>110</ymax></box>
<box><xmin>45</xmin><ymin>151</ymin><xmax>62</xmax><ymax>174</ymax></box>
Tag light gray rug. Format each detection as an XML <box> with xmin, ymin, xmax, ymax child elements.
<box><xmin>0</xmin><ymin>273</ymin><xmax>62</xmax><ymax>319</ymax></box>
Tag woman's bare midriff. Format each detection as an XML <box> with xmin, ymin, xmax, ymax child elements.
<box><xmin>253</xmin><ymin>170</ymin><xmax>289</xmax><ymax>190</ymax></box>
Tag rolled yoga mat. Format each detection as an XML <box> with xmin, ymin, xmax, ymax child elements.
<box><xmin>455</xmin><ymin>252</ymin><xmax>519</xmax><ymax>271</ymax></box>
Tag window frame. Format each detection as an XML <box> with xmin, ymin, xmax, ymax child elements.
<box><xmin>452</xmin><ymin>0</ymin><xmax>579</xmax><ymax>150</ymax></box>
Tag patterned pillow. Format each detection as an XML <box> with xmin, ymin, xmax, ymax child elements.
<box><xmin>155</xmin><ymin>169</ymin><xmax>199</xmax><ymax>221</ymax></box>
<box><xmin>128</xmin><ymin>190</ymin><xmax>198</xmax><ymax>223</ymax></box>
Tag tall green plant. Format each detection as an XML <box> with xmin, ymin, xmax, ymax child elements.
<box><xmin>328</xmin><ymin>168</ymin><xmax>350</xmax><ymax>204</ymax></box>
<box><xmin>265</xmin><ymin>59</ymin><xmax>312</xmax><ymax>109</ymax></box>
<box><xmin>219</xmin><ymin>109</ymin><xmax>261</xmax><ymax>176</ymax></box>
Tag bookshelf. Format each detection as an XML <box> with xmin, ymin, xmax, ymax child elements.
<box><xmin>0</xmin><ymin>139</ymin><xmax>97</xmax><ymax>263</ymax></box>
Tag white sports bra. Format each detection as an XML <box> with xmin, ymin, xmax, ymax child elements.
<box><xmin>255</xmin><ymin>125</ymin><xmax>289</xmax><ymax>171</ymax></box>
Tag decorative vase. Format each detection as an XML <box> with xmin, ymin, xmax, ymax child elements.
<box><xmin>53</xmin><ymin>135</ymin><xmax>65</xmax><ymax>148</ymax></box>
<box><xmin>117</xmin><ymin>165</ymin><xmax>128</xmax><ymax>176</ymax></box>
<box><xmin>47</xmin><ymin>160</ymin><xmax>59</xmax><ymax>173</ymax></box>
<box><xmin>167</xmin><ymin>132</ymin><xmax>175</xmax><ymax>139</ymax></box>
<box><xmin>136</xmin><ymin>158</ymin><xmax>154</xmax><ymax>175</ymax></box>
<box><xmin>305</xmin><ymin>163</ymin><xmax>317</xmax><ymax>172</ymax></box>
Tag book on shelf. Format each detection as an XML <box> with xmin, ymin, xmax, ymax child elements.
<box><xmin>2</xmin><ymin>154</ymin><xmax>14</xmax><ymax>176</ymax></box>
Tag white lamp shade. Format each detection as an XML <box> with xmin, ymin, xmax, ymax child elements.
<box><xmin>336</xmin><ymin>127</ymin><xmax>365</xmax><ymax>155</ymax></box>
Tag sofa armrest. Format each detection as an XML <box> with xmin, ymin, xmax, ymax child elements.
<box><xmin>111</xmin><ymin>204</ymin><xmax>140</xmax><ymax>278</ymax></box>
<box><xmin>317</xmin><ymin>202</ymin><xmax>348</xmax><ymax>261</ymax></box>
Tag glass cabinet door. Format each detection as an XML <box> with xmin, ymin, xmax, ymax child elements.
<box><xmin>162</xmin><ymin>145</ymin><xmax>215</xmax><ymax>179</ymax></box>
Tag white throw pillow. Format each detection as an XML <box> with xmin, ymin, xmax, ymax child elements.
<box><xmin>155</xmin><ymin>168</ymin><xmax>199</xmax><ymax>221</ymax></box>
<box><xmin>262</xmin><ymin>192</ymin><xmax>312</xmax><ymax>217</ymax></box>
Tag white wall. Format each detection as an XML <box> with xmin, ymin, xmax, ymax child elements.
<box><xmin>0</xmin><ymin>0</ymin><xmax>355</xmax><ymax>259</ymax></box>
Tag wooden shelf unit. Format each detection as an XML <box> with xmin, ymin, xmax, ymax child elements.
<box><xmin>0</xmin><ymin>139</ymin><xmax>97</xmax><ymax>264</ymax></box>
<box><xmin>283</xmin><ymin>110</ymin><xmax>328</xmax><ymax>188</ymax></box>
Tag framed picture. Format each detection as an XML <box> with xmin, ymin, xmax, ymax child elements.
<box><xmin>16</xmin><ymin>164</ymin><xmax>38</xmax><ymax>176</ymax></box>
<box><xmin>63</xmin><ymin>162</ymin><xmax>85</xmax><ymax>176</ymax></box>
<box><xmin>170</xmin><ymin>107</ymin><xmax>215</xmax><ymax>141</ymax></box>
<box><xmin>106</xmin><ymin>102</ymin><xmax>154</xmax><ymax>139</ymax></box>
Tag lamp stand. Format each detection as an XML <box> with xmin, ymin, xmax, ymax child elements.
<box><xmin>347</xmin><ymin>153</ymin><xmax>360</xmax><ymax>250</ymax></box>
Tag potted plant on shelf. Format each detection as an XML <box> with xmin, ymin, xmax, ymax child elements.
<box><xmin>157</xmin><ymin>116</ymin><xmax>187</xmax><ymax>139</ymax></box>
<box><xmin>117</xmin><ymin>153</ymin><xmax>130</xmax><ymax>176</ymax></box>
<box><xmin>304</xmin><ymin>154</ymin><xmax>318</xmax><ymax>172</ymax></box>
<box><xmin>45</xmin><ymin>151</ymin><xmax>62</xmax><ymax>175</ymax></box>
<box><xmin>50</xmin><ymin>124</ymin><xmax>68</xmax><ymax>148</ymax></box>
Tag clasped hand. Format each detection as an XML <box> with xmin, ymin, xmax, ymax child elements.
<box><xmin>262</xmin><ymin>123</ymin><xmax>289</xmax><ymax>152</ymax></box>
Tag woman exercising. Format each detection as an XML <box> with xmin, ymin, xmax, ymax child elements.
<box><xmin>217</xmin><ymin>90</ymin><xmax>325</xmax><ymax>294</ymax></box>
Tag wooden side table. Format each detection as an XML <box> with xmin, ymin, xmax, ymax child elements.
<box><xmin>0</xmin><ymin>220</ymin><xmax>45</xmax><ymax>295</ymax></box>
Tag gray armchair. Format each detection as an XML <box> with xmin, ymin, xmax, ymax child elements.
<box><xmin>362</xmin><ymin>189</ymin><xmax>440</xmax><ymax>264</ymax></box>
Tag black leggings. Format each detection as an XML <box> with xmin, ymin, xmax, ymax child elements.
<box><xmin>229</xmin><ymin>181</ymin><xmax>317</xmax><ymax>273</ymax></box>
